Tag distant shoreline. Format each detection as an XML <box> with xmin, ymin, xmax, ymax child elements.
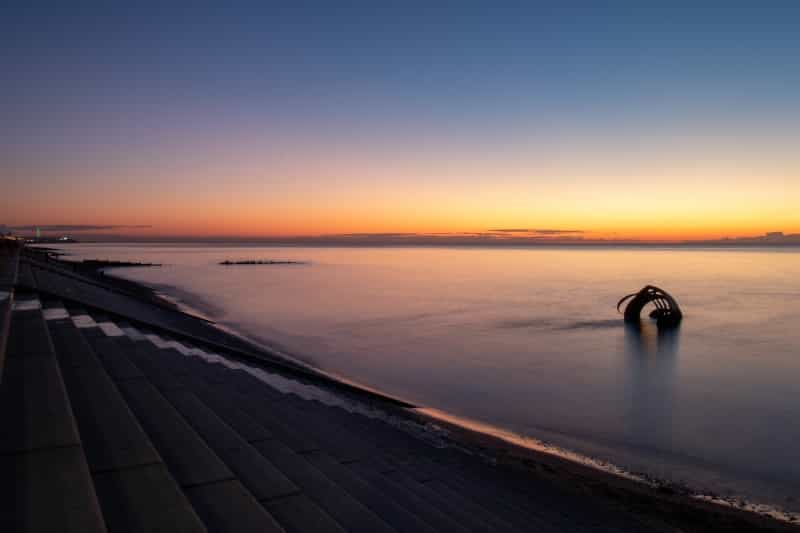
<box><xmin>33</xmin><ymin>240</ymin><xmax>800</xmax><ymax>251</ymax></box>
<box><xmin>219</xmin><ymin>259</ymin><xmax>307</xmax><ymax>265</ymax></box>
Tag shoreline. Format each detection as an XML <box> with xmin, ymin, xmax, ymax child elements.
<box><xmin>417</xmin><ymin>410</ymin><xmax>800</xmax><ymax>532</ymax></box>
<box><xmin>102</xmin><ymin>264</ymin><xmax>799</xmax><ymax>531</ymax></box>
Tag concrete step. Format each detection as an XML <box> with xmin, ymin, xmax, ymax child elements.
<box><xmin>43</xmin><ymin>309</ymin><xmax>208</xmax><ymax>532</ymax></box>
<box><xmin>0</xmin><ymin>305</ymin><xmax>106</xmax><ymax>532</ymax></box>
<box><xmin>115</xmin><ymin>378</ymin><xmax>234</xmax><ymax>488</ymax></box>
<box><xmin>407</xmin><ymin>458</ymin><xmax>568</xmax><ymax>533</ymax></box>
<box><xmin>106</xmin><ymin>338</ymin><xmax>298</xmax><ymax>501</ymax></box>
<box><xmin>0</xmin><ymin>308</ymin><xmax>82</xmax><ymax>454</ymax></box>
<box><xmin>422</xmin><ymin>454</ymin><xmax>619</xmax><ymax>533</ymax></box>
<box><xmin>125</xmin><ymin>342</ymin><xmax>188</xmax><ymax>391</ymax></box>
<box><xmin>222</xmin><ymin>370</ymin><xmax>397</xmax><ymax>461</ymax></box>
<box><xmin>432</xmin><ymin>454</ymin><xmax>622</xmax><ymax>533</ymax></box>
<box><xmin>264</xmin><ymin>494</ymin><xmax>347</xmax><ymax>533</ymax></box>
<box><xmin>88</xmin><ymin>336</ymin><xmax>146</xmax><ymax>380</ymax></box>
<box><xmin>153</xmin><ymin>344</ymin><xmax>473</xmax><ymax>532</ymax></box>
<box><xmin>0</xmin><ymin>349</ymin><xmax>82</xmax><ymax>452</ymax></box>
<box><xmin>15</xmin><ymin>261</ymin><xmax>37</xmax><ymax>289</ymax></box>
<box><xmin>171</xmin><ymin>362</ymin><xmax>322</xmax><ymax>453</ymax></box>
<box><xmin>349</xmin><ymin>461</ymin><xmax>471</xmax><ymax>533</ymax></box>
<box><xmin>79</xmin><ymin>324</ymin><xmax>289</xmax><ymax>533</ymax></box>
<box><xmin>271</xmin><ymin>399</ymin><xmax>431</xmax><ymax>477</ymax></box>
<box><xmin>100</xmin><ymin>330</ymin><xmax>371</xmax><ymax>533</ymax></box>
<box><xmin>187</xmin><ymin>365</ymin><xmax>406</xmax><ymax>462</ymax></box>
<box><xmin>306</xmin><ymin>451</ymin><xmax>438</xmax><ymax>533</ymax></box>
<box><xmin>179</xmin><ymin>375</ymin><xmax>274</xmax><ymax>443</ymax></box>
<box><xmin>307</xmin><ymin>428</ymin><xmax>518</xmax><ymax>532</ymax></box>
<box><xmin>5</xmin><ymin>306</ymin><xmax>55</xmax><ymax>360</ymax></box>
<box><xmin>184</xmin><ymin>480</ymin><xmax>286</xmax><ymax>533</ymax></box>
<box><xmin>165</xmin><ymin>345</ymin><xmax>564</xmax><ymax>532</ymax></box>
<box><xmin>160</xmin><ymin>388</ymin><xmax>299</xmax><ymax>502</ymax></box>
<box><xmin>220</xmin><ymin>382</ymin><xmax>323</xmax><ymax>454</ymax></box>
<box><xmin>322</xmin><ymin>407</ymin><xmax>542</xmax><ymax>532</ymax></box>
<box><xmin>253</xmin><ymin>439</ymin><xmax>398</xmax><ymax>533</ymax></box>
<box><xmin>92</xmin><ymin>463</ymin><xmax>207</xmax><ymax>533</ymax></box>
<box><xmin>278</xmin><ymin>398</ymin><xmax>524</xmax><ymax>532</ymax></box>
<box><xmin>319</xmin><ymin>404</ymin><xmax>436</xmax><ymax>459</ymax></box>
<box><xmin>388</xmin><ymin>466</ymin><xmax>510</xmax><ymax>533</ymax></box>
<box><xmin>262</xmin><ymin>396</ymin><xmax>396</xmax><ymax>465</ymax></box>
<box><xmin>48</xmin><ymin>320</ymin><xmax>162</xmax><ymax>473</ymax></box>
<box><xmin>419</xmin><ymin>449</ymin><xmax>647</xmax><ymax>533</ymax></box>
<box><xmin>0</xmin><ymin>244</ymin><xmax>19</xmax><ymax>287</ymax></box>
<box><xmin>135</xmin><ymin>334</ymin><xmax>401</xmax><ymax>533</ymax></box>
<box><xmin>0</xmin><ymin>289</ymin><xmax>12</xmax><ymax>380</ymax></box>
<box><xmin>296</xmin><ymin>418</ymin><xmax>519</xmax><ymax>533</ymax></box>
<box><xmin>0</xmin><ymin>445</ymin><xmax>107</xmax><ymax>533</ymax></box>
<box><xmin>407</xmin><ymin>472</ymin><xmax>519</xmax><ymax>533</ymax></box>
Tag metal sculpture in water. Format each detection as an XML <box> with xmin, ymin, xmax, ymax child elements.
<box><xmin>617</xmin><ymin>285</ymin><xmax>683</xmax><ymax>328</ymax></box>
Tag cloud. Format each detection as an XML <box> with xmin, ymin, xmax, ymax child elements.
<box><xmin>690</xmin><ymin>232</ymin><xmax>800</xmax><ymax>245</ymax></box>
<box><xmin>243</xmin><ymin>230</ymin><xmax>591</xmax><ymax>246</ymax></box>
<box><xmin>329</xmin><ymin>232</ymin><xmax>418</xmax><ymax>238</ymax></box>
<box><xmin>9</xmin><ymin>224</ymin><xmax>152</xmax><ymax>232</ymax></box>
<box><xmin>487</xmin><ymin>228</ymin><xmax>585</xmax><ymax>235</ymax></box>
<box><xmin>531</xmin><ymin>229</ymin><xmax>585</xmax><ymax>235</ymax></box>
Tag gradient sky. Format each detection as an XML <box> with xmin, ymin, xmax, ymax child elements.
<box><xmin>3</xmin><ymin>2</ymin><xmax>799</xmax><ymax>241</ymax></box>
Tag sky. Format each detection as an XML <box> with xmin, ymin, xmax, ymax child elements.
<box><xmin>2</xmin><ymin>2</ymin><xmax>799</xmax><ymax>242</ymax></box>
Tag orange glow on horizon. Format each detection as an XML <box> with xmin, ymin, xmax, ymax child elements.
<box><xmin>4</xmin><ymin>131</ymin><xmax>798</xmax><ymax>242</ymax></box>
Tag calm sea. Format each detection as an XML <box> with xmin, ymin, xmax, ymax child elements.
<box><xmin>57</xmin><ymin>243</ymin><xmax>800</xmax><ymax>512</ymax></box>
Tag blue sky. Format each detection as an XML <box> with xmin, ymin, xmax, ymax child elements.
<box><xmin>3</xmin><ymin>2</ymin><xmax>799</xmax><ymax>239</ymax></box>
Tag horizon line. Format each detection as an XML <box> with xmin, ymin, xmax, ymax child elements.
<box><xmin>18</xmin><ymin>232</ymin><xmax>800</xmax><ymax>247</ymax></box>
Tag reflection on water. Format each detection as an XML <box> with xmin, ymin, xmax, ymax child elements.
<box><xmin>623</xmin><ymin>321</ymin><xmax>680</xmax><ymax>452</ymax></box>
<box><xmin>57</xmin><ymin>243</ymin><xmax>800</xmax><ymax>512</ymax></box>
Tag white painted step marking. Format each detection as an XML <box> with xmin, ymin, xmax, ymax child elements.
<box><xmin>166</xmin><ymin>341</ymin><xmax>191</xmax><ymax>355</ymax></box>
<box><xmin>43</xmin><ymin>307</ymin><xmax>69</xmax><ymax>320</ymax></box>
<box><xmin>145</xmin><ymin>333</ymin><xmax>170</xmax><ymax>349</ymax></box>
<box><xmin>98</xmin><ymin>321</ymin><xmax>125</xmax><ymax>337</ymax></box>
<box><xmin>13</xmin><ymin>299</ymin><xmax>41</xmax><ymax>311</ymax></box>
<box><xmin>72</xmin><ymin>314</ymin><xmax>97</xmax><ymax>328</ymax></box>
<box><xmin>122</xmin><ymin>326</ymin><xmax>146</xmax><ymax>341</ymax></box>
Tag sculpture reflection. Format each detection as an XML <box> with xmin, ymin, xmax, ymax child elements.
<box><xmin>623</xmin><ymin>319</ymin><xmax>681</xmax><ymax>452</ymax></box>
